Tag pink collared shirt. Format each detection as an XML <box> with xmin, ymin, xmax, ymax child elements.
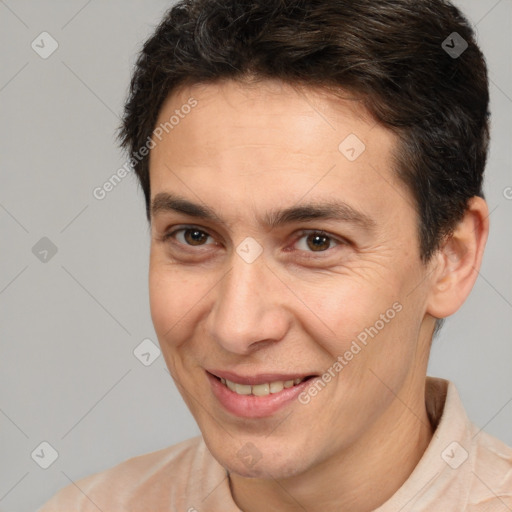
<box><xmin>38</xmin><ymin>377</ymin><xmax>512</xmax><ymax>511</ymax></box>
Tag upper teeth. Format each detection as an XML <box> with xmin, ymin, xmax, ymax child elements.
<box><xmin>221</xmin><ymin>377</ymin><xmax>306</xmax><ymax>396</ymax></box>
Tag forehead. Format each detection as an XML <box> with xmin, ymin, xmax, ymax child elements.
<box><xmin>155</xmin><ymin>78</ymin><xmax>377</xmax><ymax>146</ymax></box>
<box><xmin>148</xmin><ymin>79</ymin><xmax>413</xmax><ymax>226</ymax></box>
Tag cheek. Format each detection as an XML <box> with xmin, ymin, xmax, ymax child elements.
<box><xmin>148</xmin><ymin>257</ymin><xmax>216</xmax><ymax>352</ymax></box>
<box><xmin>299</xmin><ymin>275</ymin><xmax>416</xmax><ymax>388</ymax></box>
<box><xmin>148</xmin><ymin>261</ymin><xmax>191</xmax><ymax>340</ymax></box>
<box><xmin>149</xmin><ymin>268</ymin><xmax>170</xmax><ymax>330</ymax></box>
<box><xmin>148</xmin><ymin>265</ymin><xmax>197</xmax><ymax>381</ymax></box>
<box><xmin>300</xmin><ymin>276</ymin><xmax>401</xmax><ymax>339</ymax></box>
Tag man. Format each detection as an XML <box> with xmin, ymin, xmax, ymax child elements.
<box><xmin>39</xmin><ymin>0</ymin><xmax>512</xmax><ymax>510</ymax></box>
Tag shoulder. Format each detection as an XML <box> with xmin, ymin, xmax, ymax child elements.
<box><xmin>466</xmin><ymin>429</ymin><xmax>512</xmax><ymax>511</ymax></box>
<box><xmin>37</xmin><ymin>436</ymin><xmax>208</xmax><ymax>511</ymax></box>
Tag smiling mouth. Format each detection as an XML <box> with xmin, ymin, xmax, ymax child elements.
<box><xmin>211</xmin><ymin>374</ymin><xmax>316</xmax><ymax>397</ymax></box>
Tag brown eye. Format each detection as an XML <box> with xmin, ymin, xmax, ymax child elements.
<box><xmin>182</xmin><ymin>228</ymin><xmax>209</xmax><ymax>246</ymax></box>
<box><xmin>163</xmin><ymin>227</ymin><xmax>214</xmax><ymax>247</ymax></box>
<box><xmin>295</xmin><ymin>230</ymin><xmax>341</xmax><ymax>253</ymax></box>
<box><xmin>306</xmin><ymin>232</ymin><xmax>331</xmax><ymax>251</ymax></box>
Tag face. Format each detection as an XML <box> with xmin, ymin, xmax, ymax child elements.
<box><xmin>148</xmin><ymin>79</ymin><xmax>435</xmax><ymax>479</ymax></box>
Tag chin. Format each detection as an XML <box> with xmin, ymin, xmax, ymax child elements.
<box><xmin>226</xmin><ymin>455</ymin><xmax>310</xmax><ymax>480</ymax></box>
<box><xmin>205</xmin><ymin>432</ymin><xmax>314</xmax><ymax>480</ymax></box>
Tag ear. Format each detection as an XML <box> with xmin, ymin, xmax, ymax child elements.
<box><xmin>426</xmin><ymin>196</ymin><xmax>489</xmax><ymax>319</ymax></box>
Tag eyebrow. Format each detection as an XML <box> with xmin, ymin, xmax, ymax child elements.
<box><xmin>151</xmin><ymin>192</ymin><xmax>376</xmax><ymax>231</ymax></box>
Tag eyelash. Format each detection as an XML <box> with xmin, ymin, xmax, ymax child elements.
<box><xmin>161</xmin><ymin>225</ymin><xmax>347</xmax><ymax>258</ymax></box>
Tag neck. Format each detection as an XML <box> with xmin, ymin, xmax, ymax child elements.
<box><xmin>229</xmin><ymin>378</ymin><xmax>434</xmax><ymax>512</ymax></box>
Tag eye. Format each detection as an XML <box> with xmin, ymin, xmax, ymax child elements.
<box><xmin>162</xmin><ymin>226</ymin><xmax>215</xmax><ymax>247</ymax></box>
<box><xmin>292</xmin><ymin>230</ymin><xmax>344</xmax><ymax>254</ymax></box>
<box><xmin>161</xmin><ymin>226</ymin><xmax>346</xmax><ymax>256</ymax></box>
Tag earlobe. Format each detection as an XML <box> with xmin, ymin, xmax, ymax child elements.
<box><xmin>426</xmin><ymin>196</ymin><xmax>489</xmax><ymax>319</ymax></box>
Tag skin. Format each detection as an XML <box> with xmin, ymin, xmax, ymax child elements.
<box><xmin>148</xmin><ymin>79</ymin><xmax>489</xmax><ymax>512</ymax></box>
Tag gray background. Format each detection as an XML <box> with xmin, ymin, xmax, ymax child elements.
<box><xmin>0</xmin><ymin>1</ymin><xmax>510</xmax><ymax>510</ymax></box>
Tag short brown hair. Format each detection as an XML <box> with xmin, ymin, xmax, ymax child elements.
<box><xmin>118</xmin><ymin>0</ymin><xmax>489</xmax><ymax>265</ymax></box>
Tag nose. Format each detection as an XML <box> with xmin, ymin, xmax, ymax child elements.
<box><xmin>207</xmin><ymin>246</ymin><xmax>290</xmax><ymax>355</ymax></box>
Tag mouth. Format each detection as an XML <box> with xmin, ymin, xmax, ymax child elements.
<box><xmin>206</xmin><ymin>370</ymin><xmax>318</xmax><ymax>418</ymax></box>
<box><xmin>211</xmin><ymin>373</ymin><xmax>315</xmax><ymax>396</ymax></box>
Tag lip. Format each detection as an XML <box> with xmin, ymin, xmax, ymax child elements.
<box><xmin>206</xmin><ymin>370</ymin><xmax>317</xmax><ymax>418</ymax></box>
